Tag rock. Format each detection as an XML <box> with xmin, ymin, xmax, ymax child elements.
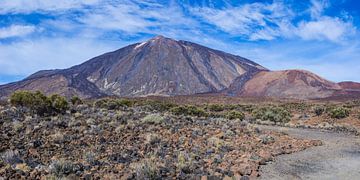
<box><xmin>240</xmin><ymin>175</ymin><xmax>250</xmax><ymax>180</ymax></box>
<box><xmin>231</xmin><ymin>164</ymin><xmax>252</xmax><ymax>176</ymax></box>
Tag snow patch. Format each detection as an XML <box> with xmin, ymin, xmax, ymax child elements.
<box><xmin>134</xmin><ymin>42</ymin><xmax>147</xmax><ymax>50</ymax></box>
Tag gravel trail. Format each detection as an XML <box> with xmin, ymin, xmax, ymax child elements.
<box><xmin>257</xmin><ymin>125</ymin><xmax>360</xmax><ymax>180</ymax></box>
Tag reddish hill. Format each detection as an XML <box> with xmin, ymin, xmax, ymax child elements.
<box><xmin>228</xmin><ymin>70</ymin><xmax>342</xmax><ymax>99</ymax></box>
<box><xmin>338</xmin><ymin>81</ymin><xmax>360</xmax><ymax>91</ymax></box>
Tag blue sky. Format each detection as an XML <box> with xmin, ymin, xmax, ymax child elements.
<box><xmin>0</xmin><ymin>0</ymin><xmax>359</xmax><ymax>84</ymax></box>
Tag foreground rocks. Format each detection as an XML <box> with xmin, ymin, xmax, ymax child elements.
<box><xmin>0</xmin><ymin>104</ymin><xmax>320</xmax><ymax>179</ymax></box>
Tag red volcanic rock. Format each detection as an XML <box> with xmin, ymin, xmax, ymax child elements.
<box><xmin>231</xmin><ymin>70</ymin><xmax>342</xmax><ymax>99</ymax></box>
<box><xmin>338</xmin><ymin>81</ymin><xmax>360</xmax><ymax>91</ymax></box>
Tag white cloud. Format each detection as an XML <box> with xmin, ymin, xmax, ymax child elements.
<box><xmin>0</xmin><ymin>37</ymin><xmax>125</xmax><ymax>76</ymax></box>
<box><xmin>297</xmin><ymin>17</ymin><xmax>355</xmax><ymax>42</ymax></box>
<box><xmin>190</xmin><ymin>2</ymin><xmax>294</xmax><ymax>40</ymax></box>
<box><xmin>309</xmin><ymin>0</ymin><xmax>330</xmax><ymax>19</ymax></box>
<box><xmin>0</xmin><ymin>25</ymin><xmax>36</xmax><ymax>39</ymax></box>
<box><xmin>191</xmin><ymin>0</ymin><xmax>356</xmax><ymax>42</ymax></box>
<box><xmin>77</xmin><ymin>1</ymin><xmax>197</xmax><ymax>34</ymax></box>
<box><xmin>0</xmin><ymin>0</ymin><xmax>100</xmax><ymax>14</ymax></box>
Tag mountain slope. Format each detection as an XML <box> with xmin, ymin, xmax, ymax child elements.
<box><xmin>228</xmin><ymin>70</ymin><xmax>343</xmax><ymax>99</ymax></box>
<box><xmin>0</xmin><ymin>36</ymin><xmax>267</xmax><ymax>98</ymax></box>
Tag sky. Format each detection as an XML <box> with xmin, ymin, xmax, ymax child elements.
<box><xmin>0</xmin><ymin>0</ymin><xmax>359</xmax><ymax>85</ymax></box>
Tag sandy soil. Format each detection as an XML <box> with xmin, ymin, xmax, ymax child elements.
<box><xmin>257</xmin><ymin>125</ymin><xmax>360</xmax><ymax>180</ymax></box>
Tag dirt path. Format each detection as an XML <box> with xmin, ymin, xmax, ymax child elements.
<box><xmin>256</xmin><ymin>125</ymin><xmax>360</xmax><ymax>180</ymax></box>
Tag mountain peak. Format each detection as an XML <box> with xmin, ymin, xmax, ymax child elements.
<box><xmin>152</xmin><ymin>35</ymin><xmax>166</xmax><ymax>39</ymax></box>
<box><xmin>148</xmin><ymin>35</ymin><xmax>176</xmax><ymax>42</ymax></box>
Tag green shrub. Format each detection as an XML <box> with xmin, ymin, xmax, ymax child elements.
<box><xmin>225</xmin><ymin>110</ymin><xmax>245</xmax><ymax>120</ymax></box>
<box><xmin>314</xmin><ymin>106</ymin><xmax>325</xmax><ymax>116</ymax></box>
<box><xmin>329</xmin><ymin>107</ymin><xmax>350</xmax><ymax>119</ymax></box>
<box><xmin>252</xmin><ymin>106</ymin><xmax>291</xmax><ymax>123</ymax></box>
<box><xmin>134</xmin><ymin>159</ymin><xmax>159</xmax><ymax>180</ymax></box>
<box><xmin>50</xmin><ymin>95</ymin><xmax>69</xmax><ymax>114</ymax></box>
<box><xmin>170</xmin><ymin>105</ymin><xmax>208</xmax><ymax>117</ymax></box>
<box><xmin>94</xmin><ymin>98</ymin><xmax>134</xmax><ymax>110</ymax></box>
<box><xmin>10</xmin><ymin>91</ymin><xmax>34</xmax><ymax>107</ymax></box>
<box><xmin>10</xmin><ymin>91</ymin><xmax>69</xmax><ymax>116</ymax></box>
<box><xmin>141</xmin><ymin>114</ymin><xmax>165</xmax><ymax>124</ymax></box>
<box><xmin>49</xmin><ymin>159</ymin><xmax>77</xmax><ymax>178</ymax></box>
<box><xmin>207</xmin><ymin>104</ymin><xmax>224</xmax><ymax>112</ymax></box>
<box><xmin>141</xmin><ymin>100</ymin><xmax>176</xmax><ymax>112</ymax></box>
<box><xmin>117</xmin><ymin>99</ymin><xmax>134</xmax><ymax>107</ymax></box>
<box><xmin>10</xmin><ymin>91</ymin><xmax>51</xmax><ymax>116</ymax></box>
<box><xmin>70</xmin><ymin>96</ymin><xmax>82</xmax><ymax>105</ymax></box>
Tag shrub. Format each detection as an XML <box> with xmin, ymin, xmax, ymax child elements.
<box><xmin>10</xmin><ymin>91</ymin><xmax>34</xmax><ymax>107</ymax></box>
<box><xmin>94</xmin><ymin>98</ymin><xmax>134</xmax><ymax>110</ymax></box>
<box><xmin>133</xmin><ymin>159</ymin><xmax>159</xmax><ymax>180</ymax></box>
<box><xmin>329</xmin><ymin>107</ymin><xmax>350</xmax><ymax>119</ymax></box>
<box><xmin>145</xmin><ymin>133</ymin><xmax>161</xmax><ymax>145</ymax></box>
<box><xmin>252</xmin><ymin>106</ymin><xmax>291</xmax><ymax>123</ymax></box>
<box><xmin>10</xmin><ymin>91</ymin><xmax>69</xmax><ymax>116</ymax></box>
<box><xmin>70</xmin><ymin>96</ymin><xmax>82</xmax><ymax>105</ymax></box>
<box><xmin>84</xmin><ymin>152</ymin><xmax>97</xmax><ymax>166</ymax></box>
<box><xmin>49</xmin><ymin>159</ymin><xmax>77</xmax><ymax>178</ymax></box>
<box><xmin>260</xmin><ymin>135</ymin><xmax>275</xmax><ymax>144</ymax></box>
<box><xmin>1</xmin><ymin>150</ymin><xmax>23</xmax><ymax>166</ymax></box>
<box><xmin>141</xmin><ymin>100</ymin><xmax>176</xmax><ymax>112</ymax></box>
<box><xmin>207</xmin><ymin>104</ymin><xmax>224</xmax><ymax>112</ymax></box>
<box><xmin>50</xmin><ymin>94</ymin><xmax>69</xmax><ymax>114</ymax></box>
<box><xmin>314</xmin><ymin>106</ymin><xmax>325</xmax><ymax>116</ymax></box>
<box><xmin>141</xmin><ymin>114</ymin><xmax>165</xmax><ymax>124</ymax></box>
<box><xmin>170</xmin><ymin>105</ymin><xmax>208</xmax><ymax>117</ymax></box>
<box><xmin>117</xmin><ymin>99</ymin><xmax>134</xmax><ymax>107</ymax></box>
<box><xmin>225</xmin><ymin>110</ymin><xmax>245</xmax><ymax>120</ymax></box>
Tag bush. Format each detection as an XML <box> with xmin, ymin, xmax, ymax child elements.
<box><xmin>94</xmin><ymin>98</ymin><xmax>134</xmax><ymax>110</ymax></box>
<box><xmin>170</xmin><ymin>105</ymin><xmax>208</xmax><ymax>117</ymax></box>
<box><xmin>10</xmin><ymin>91</ymin><xmax>69</xmax><ymax>116</ymax></box>
<box><xmin>207</xmin><ymin>104</ymin><xmax>224</xmax><ymax>112</ymax></box>
<box><xmin>70</xmin><ymin>96</ymin><xmax>82</xmax><ymax>105</ymax></box>
<box><xmin>314</xmin><ymin>106</ymin><xmax>325</xmax><ymax>116</ymax></box>
<box><xmin>252</xmin><ymin>106</ymin><xmax>291</xmax><ymax>123</ymax></box>
<box><xmin>49</xmin><ymin>159</ymin><xmax>77</xmax><ymax>178</ymax></box>
<box><xmin>225</xmin><ymin>110</ymin><xmax>245</xmax><ymax>120</ymax></box>
<box><xmin>134</xmin><ymin>159</ymin><xmax>159</xmax><ymax>180</ymax></box>
<box><xmin>1</xmin><ymin>150</ymin><xmax>23</xmax><ymax>166</ymax></box>
<box><xmin>329</xmin><ymin>107</ymin><xmax>350</xmax><ymax>119</ymax></box>
<box><xmin>50</xmin><ymin>94</ymin><xmax>69</xmax><ymax>114</ymax></box>
<box><xmin>141</xmin><ymin>114</ymin><xmax>165</xmax><ymax>124</ymax></box>
<box><xmin>141</xmin><ymin>100</ymin><xmax>176</xmax><ymax>112</ymax></box>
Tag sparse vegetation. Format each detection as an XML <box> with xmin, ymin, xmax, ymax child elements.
<box><xmin>225</xmin><ymin>110</ymin><xmax>245</xmax><ymax>120</ymax></box>
<box><xmin>141</xmin><ymin>114</ymin><xmax>165</xmax><ymax>124</ymax></box>
<box><xmin>314</xmin><ymin>106</ymin><xmax>325</xmax><ymax>116</ymax></box>
<box><xmin>1</xmin><ymin>96</ymin><xmax>357</xmax><ymax>179</ymax></box>
<box><xmin>207</xmin><ymin>104</ymin><xmax>225</xmax><ymax>112</ymax></box>
<box><xmin>94</xmin><ymin>98</ymin><xmax>134</xmax><ymax>110</ymax></box>
<box><xmin>252</xmin><ymin>106</ymin><xmax>291</xmax><ymax>123</ymax></box>
<box><xmin>70</xmin><ymin>96</ymin><xmax>82</xmax><ymax>105</ymax></box>
<box><xmin>49</xmin><ymin>159</ymin><xmax>77</xmax><ymax>178</ymax></box>
<box><xmin>10</xmin><ymin>91</ymin><xmax>69</xmax><ymax>116</ymax></box>
<box><xmin>50</xmin><ymin>94</ymin><xmax>69</xmax><ymax>114</ymax></box>
<box><xmin>1</xmin><ymin>150</ymin><xmax>23</xmax><ymax>166</ymax></box>
<box><xmin>133</xmin><ymin>158</ymin><xmax>159</xmax><ymax>180</ymax></box>
<box><xmin>329</xmin><ymin>107</ymin><xmax>350</xmax><ymax>119</ymax></box>
<box><xmin>170</xmin><ymin>105</ymin><xmax>208</xmax><ymax>117</ymax></box>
